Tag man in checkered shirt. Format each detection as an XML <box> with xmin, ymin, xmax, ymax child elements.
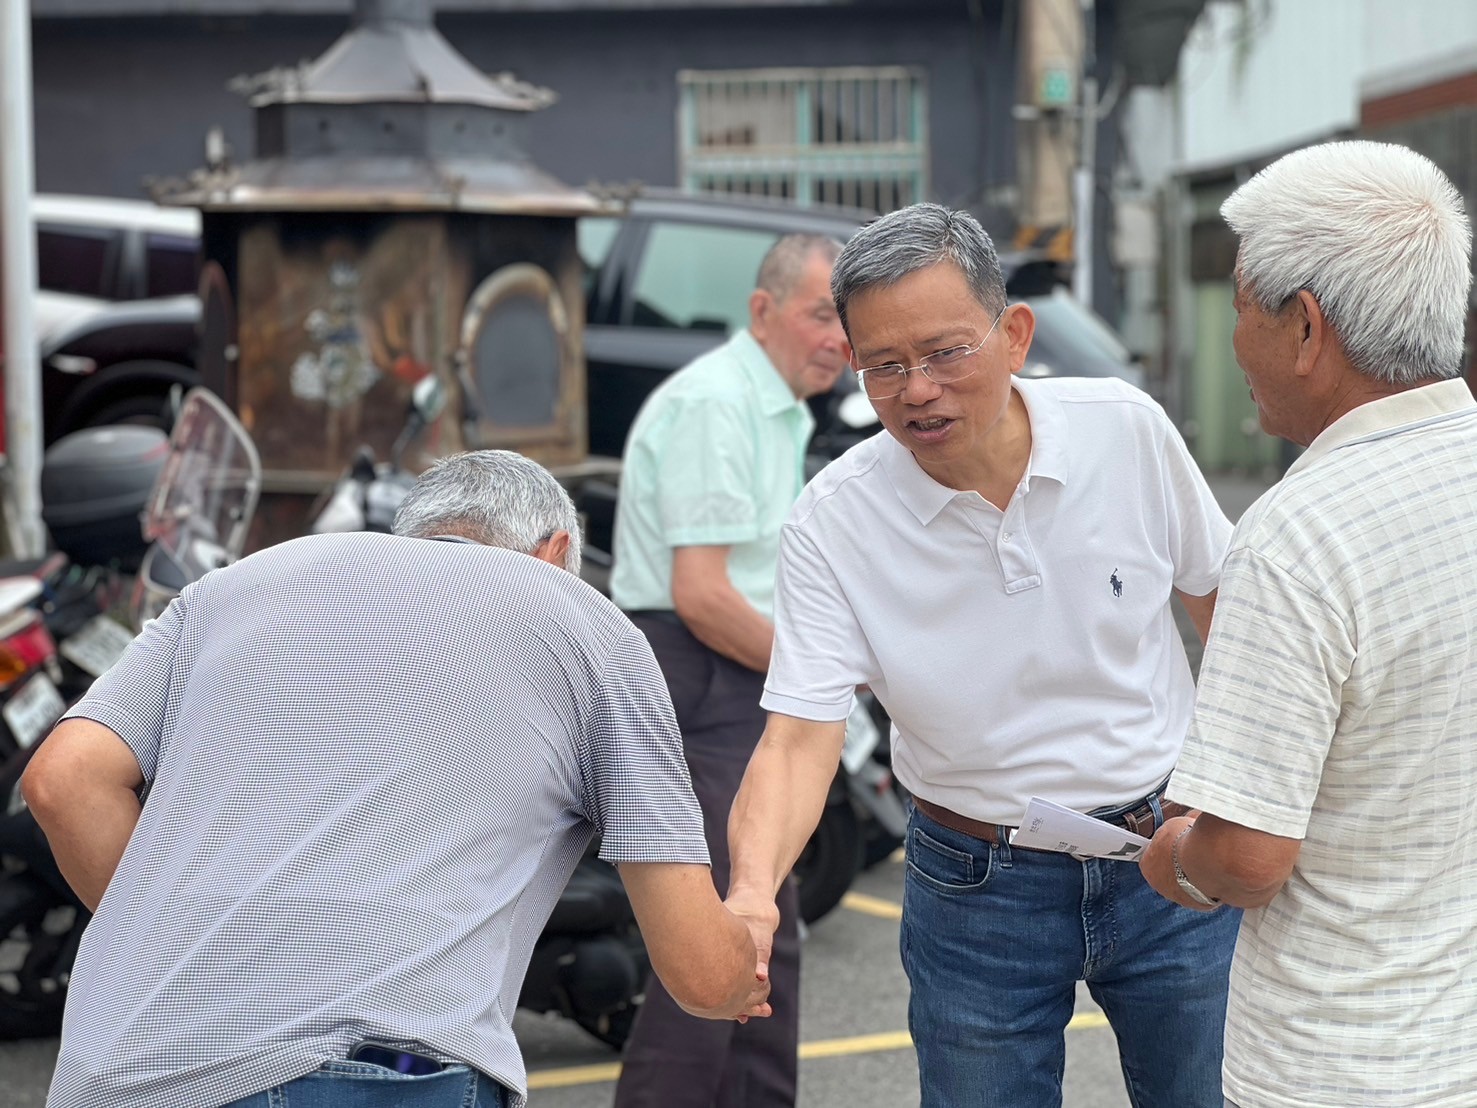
<box><xmin>1141</xmin><ymin>142</ymin><xmax>1477</xmax><ymax>1107</ymax></box>
<box><xmin>22</xmin><ymin>450</ymin><xmax>769</xmax><ymax>1108</ymax></box>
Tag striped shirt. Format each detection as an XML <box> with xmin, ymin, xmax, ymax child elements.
<box><xmin>50</xmin><ymin>532</ymin><xmax>707</xmax><ymax>1108</ymax></box>
<box><xmin>1169</xmin><ymin>379</ymin><xmax>1477</xmax><ymax>1107</ymax></box>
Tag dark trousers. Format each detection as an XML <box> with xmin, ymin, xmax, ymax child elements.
<box><xmin>612</xmin><ymin>614</ymin><xmax>801</xmax><ymax>1108</ymax></box>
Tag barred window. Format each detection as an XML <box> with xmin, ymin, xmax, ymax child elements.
<box><xmin>678</xmin><ymin>66</ymin><xmax>929</xmax><ymax>213</ymax></box>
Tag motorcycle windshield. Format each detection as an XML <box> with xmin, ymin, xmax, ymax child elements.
<box><xmin>141</xmin><ymin>389</ymin><xmax>262</xmax><ymax>576</ymax></box>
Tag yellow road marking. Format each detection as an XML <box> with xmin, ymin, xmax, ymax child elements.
<box><xmin>528</xmin><ymin>1062</ymin><xmax>623</xmax><ymax>1089</ymax></box>
<box><xmin>839</xmin><ymin>891</ymin><xmax>905</xmax><ymax>919</ymax></box>
<box><xmin>526</xmin><ymin>1011</ymin><xmax>1111</xmax><ymax>1089</ymax></box>
<box><xmin>1068</xmin><ymin>1011</ymin><xmax>1110</xmax><ymax>1030</ymax></box>
<box><xmin>800</xmin><ymin>1029</ymin><xmax>914</xmax><ymax>1058</ymax></box>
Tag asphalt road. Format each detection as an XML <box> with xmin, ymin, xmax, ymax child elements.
<box><xmin>0</xmin><ymin>474</ymin><xmax>1273</xmax><ymax>1108</ymax></box>
<box><xmin>516</xmin><ymin>856</ymin><xmax>1135</xmax><ymax>1108</ymax></box>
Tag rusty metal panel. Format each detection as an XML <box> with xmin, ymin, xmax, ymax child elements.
<box><xmin>234</xmin><ymin>212</ymin><xmax>470</xmax><ymax>484</ymax></box>
<box><xmin>449</xmin><ymin>213</ymin><xmax>586</xmax><ymax>469</ymax></box>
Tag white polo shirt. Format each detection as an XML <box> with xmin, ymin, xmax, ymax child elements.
<box><xmin>1168</xmin><ymin>379</ymin><xmax>1477</xmax><ymax>1108</ymax></box>
<box><xmin>762</xmin><ymin>376</ymin><xmax>1230</xmax><ymax>823</ymax></box>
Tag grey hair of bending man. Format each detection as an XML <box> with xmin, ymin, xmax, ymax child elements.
<box><xmin>756</xmin><ymin>233</ymin><xmax>844</xmax><ymax>301</ymax></box>
<box><xmin>830</xmin><ymin>203</ymin><xmax>1007</xmax><ymax>338</ymax></box>
<box><xmin>393</xmin><ymin>450</ymin><xmax>583</xmax><ymax>575</ymax></box>
<box><xmin>1223</xmin><ymin>141</ymin><xmax>1472</xmax><ymax>387</ymax></box>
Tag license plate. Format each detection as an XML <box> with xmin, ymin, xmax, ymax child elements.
<box><xmin>3</xmin><ymin>673</ymin><xmax>66</xmax><ymax>750</ymax></box>
<box><xmin>60</xmin><ymin>614</ymin><xmax>136</xmax><ymax>678</ymax></box>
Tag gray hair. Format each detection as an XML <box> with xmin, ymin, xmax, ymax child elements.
<box><xmin>392</xmin><ymin>450</ymin><xmax>582</xmax><ymax>574</ymax></box>
<box><xmin>830</xmin><ymin>202</ymin><xmax>1007</xmax><ymax>335</ymax></box>
<box><xmin>756</xmin><ymin>233</ymin><xmax>844</xmax><ymax>302</ymax></box>
<box><xmin>1223</xmin><ymin>140</ymin><xmax>1472</xmax><ymax>386</ymax></box>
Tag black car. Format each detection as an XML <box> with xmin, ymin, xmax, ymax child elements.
<box><xmin>32</xmin><ymin>195</ymin><xmax>202</xmax><ymax>444</ymax></box>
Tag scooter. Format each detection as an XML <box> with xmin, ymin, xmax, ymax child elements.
<box><xmin>0</xmin><ymin>422</ymin><xmax>170</xmax><ymax>1040</ymax></box>
<box><xmin>0</xmin><ymin>391</ymin><xmax>257</xmax><ymax>1042</ymax></box>
<box><xmin>311</xmin><ymin>378</ymin><xmax>620</xmax><ymax>594</ymax></box>
<box><xmin>0</xmin><ymin>560</ymin><xmax>77</xmax><ymax>1041</ymax></box>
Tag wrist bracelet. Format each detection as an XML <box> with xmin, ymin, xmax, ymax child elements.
<box><xmin>1171</xmin><ymin>824</ymin><xmax>1221</xmax><ymax>907</ymax></box>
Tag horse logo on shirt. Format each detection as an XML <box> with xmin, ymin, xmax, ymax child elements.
<box><xmin>1110</xmin><ymin>569</ymin><xmax>1123</xmax><ymax>598</ymax></box>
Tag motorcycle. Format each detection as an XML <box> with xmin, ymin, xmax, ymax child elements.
<box><xmin>0</xmin><ymin>560</ymin><xmax>75</xmax><ymax>1040</ymax></box>
<box><xmin>312</xmin><ymin>378</ymin><xmax>620</xmax><ymax>595</ymax></box>
<box><xmin>0</xmin><ymin>426</ymin><xmax>168</xmax><ymax>1041</ymax></box>
<box><xmin>130</xmin><ymin>388</ymin><xmax>261</xmax><ymax>627</ymax></box>
<box><xmin>0</xmin><ymin>391</ymin><xmax>255</xmax><ymax>1042</ymax></box>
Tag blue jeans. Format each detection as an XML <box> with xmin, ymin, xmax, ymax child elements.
<box><xmin>220</xmin><ymin>1060</ymin><xmax>507</xmax><ymax>1108</ymax></box>
<box><xmin>901</xmin><ymin>804</ymin><xmax>1241</xmax><ymax>1108</ymax></box>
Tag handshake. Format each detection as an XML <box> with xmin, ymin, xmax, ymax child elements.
<box><xmin>620</xmin><ymin>863</ymin><xmax>778</xmax><ymax>1023</ymax></box>
<box><xmin>677</xmin><ymin>886</ymin><xmax>778</xmax><ymax>1023</ymax></box>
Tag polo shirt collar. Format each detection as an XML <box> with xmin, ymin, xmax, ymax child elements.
<box><xmin>1288</xmin><ymin>378</ymin><xmax>1477</xmax><ymax>478</ymax></box>
<box><xmin>879</xmin><ymin>375</ymin><xmax>1071</xmax><ymax>525</ymax></box>
<box><xmin>733</xmin><ymin>329</ymin><xmax>804</xmax><ymax>417</ymax></box>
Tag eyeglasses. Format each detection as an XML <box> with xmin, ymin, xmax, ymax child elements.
<box><xmin>852</xmin><ymin>306</ymin><xmax>1007</xmax><ymax>400</ymax></box>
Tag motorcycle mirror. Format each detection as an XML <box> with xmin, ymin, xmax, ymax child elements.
<box><xmin>838</xmin><ymin>392</ymin><xmax>879</xmax><ymax>430</ymax></box>
<box><xmin>411</xmin><ymin>375</ymin><xmax>447</xmax><ymax>423</ymax></box>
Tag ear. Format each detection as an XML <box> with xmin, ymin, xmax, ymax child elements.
<box><xmin>748</xmin><ymin>288</ymin><xmax>773</xmax><ymax>340</ymax></box>
<box><xmin>1291</xmin><ymin>289</ymin><xmax>1328</xmax><ymax>378</ymax></box>
<box><xmin>1002</xmin><ymin>303</ymin><xmax>1037</xmax><ymax>374</ymax></box>
<box><xmin>533</xmin><ymin>530</ymin><xmax>571</xmax><ymax>569</ymax></box>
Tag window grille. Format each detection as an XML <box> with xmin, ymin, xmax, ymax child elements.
<box><xmin>678</xmin><ymin>66</ymin><xmax>929</xmax><ymax>212</ymax></box>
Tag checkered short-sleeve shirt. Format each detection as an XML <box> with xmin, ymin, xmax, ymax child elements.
<box><xmin>49</xmin><ymin>532</ymin><xmax>707</xmax><ymax>1108</ymax></box>
<box><xmin>1170</xmin><ymin>380</ymin><xmax>1477</xmax><ymax>1108</ymax></box>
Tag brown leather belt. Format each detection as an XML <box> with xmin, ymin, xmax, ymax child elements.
<box><xmin>913</xmin><ymin>793</ymin><xmax>1190</xmax><ymax>847</ymax></box>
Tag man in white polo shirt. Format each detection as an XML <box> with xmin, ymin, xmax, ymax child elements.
<box><xmin>1141</xmin><ymin>142</ymin><xmax>1477</xmax><ymax>1108</ymax></box>
<box><xmin>725</xmin><ymin>203</ymin><xmax>1240</xmax><ymax>1107</ymax></box>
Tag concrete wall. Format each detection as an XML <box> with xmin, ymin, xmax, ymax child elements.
<box><xmin>1176</xmin><ymin>0</ymin><xmax>1361</xmax><ymax>173</ymax></box>
<box><xmin>31</xmin><ymin>6</ymin><xmax>1016</xmax><ymax>217</ymax></box>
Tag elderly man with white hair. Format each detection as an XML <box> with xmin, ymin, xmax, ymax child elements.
<box><xmin>1141</xmin><ymin>141</ymin><xmax>1477</xmax><ymax>1108</ymax></box>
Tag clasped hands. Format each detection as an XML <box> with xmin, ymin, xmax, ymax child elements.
<box><xmin>722</xmin><ymin>885</ymin><xmax>780</xmax><ymax>1022</ymax></box>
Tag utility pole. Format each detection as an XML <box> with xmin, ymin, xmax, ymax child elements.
<box><xmin>1073</xmin><ymin>0</ymin><xmax>1097</xmax><ymax>308</ymax></box>
<box><xmin>0</xmin><ymin>0</ymin><xmax>45</xmax><ymax>558</ymax></box>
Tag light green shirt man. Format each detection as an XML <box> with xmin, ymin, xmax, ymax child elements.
<box><xmin>611</xmin><ymin>329</ymin><xmax>815</xmax><ymax>618</ymax></box>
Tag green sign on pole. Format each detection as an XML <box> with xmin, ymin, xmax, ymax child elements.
<box><xmin>1039</xmin><ymin>66</ymin><xmax>1074</xmax><ymax>108</ymax></box>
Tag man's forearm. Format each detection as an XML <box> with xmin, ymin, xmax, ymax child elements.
<box><xmin>618</xmin><ymin>861</ymin><xmax>771</xmax><ymax>1021</ymax></box>
<box><xmin>1142</xmin><ymin>812</ymin><xmax>1298</xmax><ymax>911</ymax></box>
<box><xmin>677</xmin><ymin>585</ymin><xmax>774</xmax><ymax>673</ymax></box>
<box><xmin>21</xmin><ymin>719</ymin><xmax>147</xmax><ymax>912</ymax></box>
<box><xmin>1178</xmin><ymin>813</ymin><xmax>1297</xmax><ymax>908</ymax></box>
<box><xmin>727</xmin><ymin>716</ymin><xmax>845</xmax><ymax>901</ymax></box>
<box><xmin>29</xmin><ymin>786</ymin><xmax>140</xmax><ymax>912</ymax></box>
<box><xmin>671</xmin><ymin>908</ymin><xmax>766</xmax><ymax>1020</ymax></box>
